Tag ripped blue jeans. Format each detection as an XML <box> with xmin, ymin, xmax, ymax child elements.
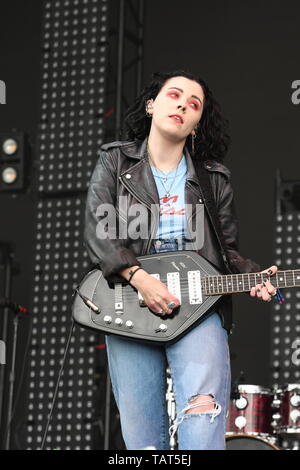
<box><xmin>104</xmin><ymin>239</ymin><xmax>231</xmax><ymax>450</ymax></box>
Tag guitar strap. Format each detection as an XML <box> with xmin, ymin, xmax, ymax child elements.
<box><xmin>193</xmin><ymin>158</ymin><xmax>233</xmax><ymax>274</ymax></box>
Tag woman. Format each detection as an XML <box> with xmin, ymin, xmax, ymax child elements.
<box><xmin>84</xmin><ymin>70</ymin><xmax>277</xmax><ymax>450</ymax></box>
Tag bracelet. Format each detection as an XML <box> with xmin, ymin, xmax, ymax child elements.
<box><xmin>128</xmin><ymin>267</ymin><xmax>143</xmax><ymax>283</ymax></box>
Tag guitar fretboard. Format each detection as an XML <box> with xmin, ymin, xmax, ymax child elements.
<box><xmin>203</xmin><ymin>270</ymin><xmax>300</xmax><ymax>295</ymax></box>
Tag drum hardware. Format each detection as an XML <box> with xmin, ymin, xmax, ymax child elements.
<box><xmin>166</xmin><ymin>368</ymin><xmax>177</xmax><ymax>450</ymax></box>
<box><xmin>234</xmin><ymin>416</ymin><xmax>247</xmax><ymax>430</ymax></box>
<box><xmin>290</xmin><ymin>440</ymin><xmax>300</xmax><ymax>450</ymax></box>
<box><xmin>290</xmin><ymin>410</ymin><xmax>300</xmax><ymax>424</ymax></box>
<box><xmin>271</xmin><ymin>394</ymin><xmax>281</xmax><ymax>409</ymax></box>
<box><xmin>230</xmin><ymin>370</ymin><xmax>245</xmax><ymax>401</ymax></box>
<box><xmin>271</xmin><ymin>412</ymin><xmax>281</xmax><ymax>430</ymax></box>
<box><xmin>235</xmin><ymin>396</ymin><xmax>248</xmax><ymax>410</ymax></box>
<box><xmin>274</xmin><ymin>384</ymin><xmax>300</xmax><ymax>435</ymax></box>
<box><xmin>280</xmin><ymin>437</ymin><xmax>300</xmax><ymax>451</ymax></box>
<box><xmin>270</xmin><ymin>387</ymin><xmax>282</xmax><ymax>430</ymax></box>
<box><xmin>290</xmin><ymin>394</ymin><xmax>300</xmax><ymax>407</ymax></box>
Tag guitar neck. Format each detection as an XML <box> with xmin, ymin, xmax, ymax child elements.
<box><xmin>204</xmin><ymin>269</ymin><xmax>300</xmax><ymax>295</ymax></box>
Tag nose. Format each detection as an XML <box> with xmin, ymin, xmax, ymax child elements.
<box><xmin>177</xmin><ymin>104</ymin><xmax>186</xmax><ymax>112</ymax></box>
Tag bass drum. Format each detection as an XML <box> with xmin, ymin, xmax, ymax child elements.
<box><xmin>226</xmin><ymin>434</ymin><xmax>281</xmax><ymax>450</ymax></box>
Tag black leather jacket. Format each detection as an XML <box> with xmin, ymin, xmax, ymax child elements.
<box><xmin>84</xmin><ymin>137</ymin><xmax>260</xmax><ymax>333</ymax></box>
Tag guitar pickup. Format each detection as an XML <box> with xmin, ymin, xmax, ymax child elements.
<box><xmin>188</xmin><ymin>270</ymin><xmax>202</xmax><ymax>304</ymax></box>
<box><xmin>167</xmin><ymin>272</ymin><xmax>181</xmax><ymax>304</ymax></box>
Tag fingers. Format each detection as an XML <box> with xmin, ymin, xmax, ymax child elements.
<box><xmin>250</xmin><ymin>265</ymin><xmax>278</xmax><ymax>302</ymax></box>
<box><xmin>263</xmin><ymin>279</ymin><xmax>277</xmax><ymax>297</ymax></box>
<box><xmin>261</xmin><ymin>265</ymin><xmax>278</xmax><ymax>276</ymax></box>
<box><xmin>250</xmin><ymin>286</ymin><xmax>257</xmax><ymax>297</ymax></box>
<box><xmin>251</xmin><ymin>284</ymin><xmax>264</xmax><ymax>300</ymax></box>
<box><xmin>156</xmin><ymin>297</ymin><xmax>180</xmax><ymax>316</ymax></box>
<box><xmin>157</xmin><ymin>302</ymin><xmax>172</xmax><ymax>315</ymax></box>
<box><xmin>250</xmin><ymin>281</ymin><xmax>277</xmax><ymax>302</ymax></box>
<box><xmin>261</xmin><ymin>284</ymin><xmax>273</xmax><ymax>302</ymax></box>
<box><xmin>145</xmin><ymin>278</ymin><xmax>181</xmax><ymax>315</ymax></box>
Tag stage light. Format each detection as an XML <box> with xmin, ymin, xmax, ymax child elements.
<box><xmin>0</xmin><ymin>132</ymin><xmax>27</xmax><ymax>191</ymax></box>
<box><xmin>2</xmin><ymin>138</ymin><xmax>18</xmax><ymax>155</ymax></box>
<box><xmin>1</xmin><ymin>167</ymin><xmax>18</xmax><ymax>184</ymax></box>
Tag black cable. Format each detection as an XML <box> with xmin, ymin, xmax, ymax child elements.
<box><xmin>3</xmin><ymin>311</ymin><xmax>34</xmax><ymax>448</ymax></box>
<box><xmin>40</xmin><ymin>318</ymin><xmax>75</xmax><ymax>450</ymax></box>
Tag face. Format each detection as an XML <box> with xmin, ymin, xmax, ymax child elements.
<box><xmin>147</xmin><ymin>76</ymin><xmax>204</xmax><ymax>142</ymax></box>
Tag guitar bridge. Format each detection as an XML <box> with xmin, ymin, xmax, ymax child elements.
<box><xmin>115</xmin><ymin>301</ymin><xmax>123</xmax><ymax>311</ymax></box>
<box><xmin>115</xmin><ymin>283</ymin><xmax>124</xmax><ymax>314</ymax></box>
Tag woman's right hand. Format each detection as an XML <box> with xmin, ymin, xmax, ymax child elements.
<box><xmin>130</xmin><ymin>269</ymin><xmax>180</xmax><ymax>316</ymax></box>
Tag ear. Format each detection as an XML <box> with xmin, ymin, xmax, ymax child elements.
<box><xmin>146</xmin><ymin>99</ymin><xmax>153</xmax><ymax>108</ymax></box>
<box><xmin>145</xmin><ymin>99</ymin><xmax>154</xmax><ymax>117</ymax></box>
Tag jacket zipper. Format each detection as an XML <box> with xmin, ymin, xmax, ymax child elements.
<box><xmin>184</xmin><ymin>181</ymin><xmax>203</xmax><ymax>252</ymax></box>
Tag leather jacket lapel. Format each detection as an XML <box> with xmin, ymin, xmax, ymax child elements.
<box><xmin>119</xmin><ymin>138</ymin><xmax>160</xmax><ymax>208</ymax></box>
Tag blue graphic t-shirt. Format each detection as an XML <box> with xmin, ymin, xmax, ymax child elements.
<box><xmin>150</xmin><ymin>155</ymin><xmax>187</xmax><ymax>240</ymax></box>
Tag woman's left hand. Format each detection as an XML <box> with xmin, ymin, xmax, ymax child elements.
<box><xmin>250</xmin><ymin>265</ymin><xmax>278</xmax><ymax>302</ymax></box>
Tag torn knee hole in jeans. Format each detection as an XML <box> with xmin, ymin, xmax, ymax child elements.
<box><xmin>169</xmin><ymin>394</ymin><xmax>222</xmax><ymax>440</ymax></box>
<box><xmin>185</xmin><ymin>393</ymin><xmax>216</xmax><ymax>413</ymax></box>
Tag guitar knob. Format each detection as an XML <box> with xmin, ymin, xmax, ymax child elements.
<box><xmin>103</xmin><ymin>315</ymin><xmax>112</xmax><ymax>324</ymax></box>
<box><xmin>115</xmin><ymin>318</ymin><xmax>123</xmax><ymax>326</ymax></box>
<box><xmin>155</xmin><ymin>323</ymin><xmax>167</xmax><ymax>333</ymax></box>
<box><xmin>125</xmin><ymin>320</ymin><xmax>134</xmax><ymax>328</ymax></box>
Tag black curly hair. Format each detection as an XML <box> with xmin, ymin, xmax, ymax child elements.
<box><xmin>121</xmin><ymin>70</ymin><xmax>231</xmax><ymax>163</ymax></box>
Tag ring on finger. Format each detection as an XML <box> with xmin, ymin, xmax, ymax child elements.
<box><xmin>167</xmin><ymin>301</ymin><xmax>176</xmax><ymax>309</ymax></box>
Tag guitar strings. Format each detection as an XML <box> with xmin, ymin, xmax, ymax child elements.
<box><xmin>115</xmin><ymin>270</ymin><xmax>300</xmax><ymax>301</ymax></box>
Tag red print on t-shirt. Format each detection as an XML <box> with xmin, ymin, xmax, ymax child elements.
<box><xmin>159</xmin><ymin>195</ymin><xmax>185</xmax><ymax>216</ymax></box>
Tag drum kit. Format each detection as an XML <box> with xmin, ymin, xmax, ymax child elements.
<box><xmin>166</xmin><ymin>366</ymin><xmax>300</xmax><ymax>450</ymax></box>
<box><xmin>226</xmin><ymin>383</ymin><xmax>300</xmax><ymax>450</ymax></box>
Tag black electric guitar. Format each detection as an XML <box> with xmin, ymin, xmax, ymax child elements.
<box><xmin>72</xmin><ymin>251</ymin><xmax>297</xmax><ymax>344</ymax></box>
